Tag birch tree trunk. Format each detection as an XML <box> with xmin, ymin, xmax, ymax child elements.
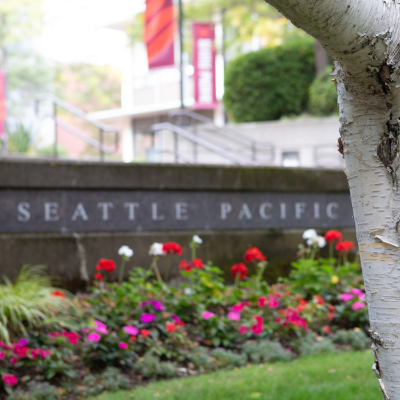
<box><xmin>262</xmin><ymin>0</ymin><xmax>400</xmax><ymax>398</ymax></box>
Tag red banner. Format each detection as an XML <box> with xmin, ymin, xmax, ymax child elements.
<box><xmin>144</xmin><ymin>0</ymin><xmax>175</xmax><ymax>70</ymax></box>
<box><xmin>0</xmin><ymin>71</ymin><xmax>5</xmax><ymax>138</ymax></box>
<box><xmin>193</xmin><ymin>22</ymin><xmax>218</xmax><ymax>109</ymax></box>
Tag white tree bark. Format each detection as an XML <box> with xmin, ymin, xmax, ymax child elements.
<box><xmin>262</xmin><ymin>1</ymin><xmax>400</xmax><ymax>398</ymax></box>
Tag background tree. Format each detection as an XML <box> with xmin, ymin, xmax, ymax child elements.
<box><xmin>262</xmin><ymin>0</ymin><xmax>400</xmax><ymax>398</ymax></box>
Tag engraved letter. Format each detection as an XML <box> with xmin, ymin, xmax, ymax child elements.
<box><xmin>295</xmin><ymin>202</ymin><xmax>306</xmax><ymax>219</ymax></box>
<box><xmin>259</xmin><ymin>202</ymin><xmax>273</xmax><ymax>220</ymax></box>
<box><xmin>327</xmin><ymin>202</ymin><xmax>339</xmax><ymax>219</ymax></box>
<box><xmin>280</xmin><ymin>203</ymin><xmax>286</xmax><ymax>219</ymax></box>
<box><xmin>98</xmin><ymin>202</ymin><xmax>114</xmax><ymax>221</ymax></box>
<box><xmin>124</xmin><ymin>202</ymin><xmax>139</xmax><ymax>220</ymax></box>
<box><xmin>220</xmin><ymin>203</ymin><xmax>232</xmax><ymax>220</ymax></box>
<box><xmin>44</xmin><ymin>202</ymin><xmax>60</xmax><ymax>221</ymax></box>
<box><xmin>314</xmin><ymin>202</ymin><xmax>320</xmax><ymax>219</ymax></box>
<box><xmin>71</xmin><ymin>203</ymin><xmax>89</xmax><ymax>221</ymax></box>
<box><xmin>17</xmin><ymin>202</ymin><xmax>30</xmax><ymax>222</ymax></box>
<box><xmin>151</xmin><ymin>203</ymin><xmax>165</xmax><ymax>220</ymax></box>
<box><xmin>175</xmin><ymin>202</ymin><xmax>189</xmax><ymax>220</ymax></box>
<box><xmin>238</xmin><ymin>203</ymin><xmax>252</xmax><ymax>220</ymax></box>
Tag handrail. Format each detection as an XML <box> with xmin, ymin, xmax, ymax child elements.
<box><xmin>35</xmin><ymin>93</ymin><xmax>119</xmax><ymax>160</ymax></box>
<box><xmin>151</xmin><ymin>122</ymin><xmax>247</xmax><ymax>165</ymax></box>
<box><xmin>153</xmin><ymin>148</ymin><xmax>195</xmax><ymax>164</ymax></box>
<box><xmin>168</xmin><ymin>108</ymin><xmax>275</xmax><ymax>148</ymax></box>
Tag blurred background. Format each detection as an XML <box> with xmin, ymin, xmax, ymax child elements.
<box><xmin>0</xmin><ymin>0</ymin><xmax>340</xmax><ymax>168</ymax></box>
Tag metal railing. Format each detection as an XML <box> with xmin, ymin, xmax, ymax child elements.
<box><xmin>35</xmin><ymin>93</ymin><xmax>119</xmax><ymax>161</ymax></box>
<box><xmin>168</xmin><ymin>109</ymin><xmax>275</xmax><ymax>164</ymax></box>
<box><xmin>150</xmin><ymin>122</ymin><xmax>247</xmax><ymax>165</ymax></box>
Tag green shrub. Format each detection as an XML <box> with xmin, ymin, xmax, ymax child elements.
<box><xmin>299</xmin><ymin>333</ymin><xmax>335</xmax><ymax>356</ymax></box>
<box><xmin>134</xmin><ymin>353</ymin><xmax>176</xmax><ymax>378</ymax></box>
<box><xmin>8</xmin><ymin>381</ymin><xmax>60</xmax><ymax>400</ymax></box>
<box><xmin>187</xmin><ymin>346</ymin><xmax>217</xmax><ymax>372</ymax></box>
<box><xmin>332</xmin><ymin>329</ymin><xmax>370</xmax><ymax>350</ymax></box>
<box><xmin>242</xmin><ymin>340</ymin><xmax>292</xmax><ymax>363</ymax></box>
<box><xmin>223</xmin><ymin>38</ymin><xmax>315</xmax><ymax>122</ymax></box>
<box><xmin>308</xmin><ymin>66</ymin><xmax>338</xmax><ymax>116</ymax></box>
<box><xmin>102</xmin><ymin>367</ymin><xmax>130</xmax><ymax>392</ymax></box>
<box><xmin>211</xmin><ymin>348</ymin><xmax>247</xmax><ymax>369</ymax></box>
<box><xmin>0</xmin><ymin>266</ymin><xmax>70</xmax><ymax>343</ymax></box>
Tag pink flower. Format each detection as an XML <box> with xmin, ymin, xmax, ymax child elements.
<box><xmin>349</xmin><ymin>289</ymin><xmax>363</xmax><ymax>295</ymax></box>
<box><xmin>268</xmin><ymin>297</ymin><xmax>279</xmax><ymax>308</ymax></box>
<box><xmin>118</xmin><ymin>342</ymin><xmax>128</xmax><ymax>349</ymax></box>
<box><xmin>94</xmin><ymin>320</ymin><xmax>107</xmax><ymax>328</ymax></box>
<box><xmin>140</xmin><ymin>300</ymin><xmax>165</xmax><ymax>312</ymax></box>
<box><xmin>87</xmin><ymin>333</ymin><xmax>101</xmax><ymax>342</ymax></box>
<box><xmin>251</xmin><ymin>316</ymin><xmax>263</xmax><ymax>335</ymax></box>
<box><xmin>95</xmin><ymin>326</ymin><xmax>109</xmax><ymax>334</ymax></box>
<box><xmin>18</xmin><ymin>338</ymin><xmax>28</xmax><ymax>346</ymax></box>
<box><xmin>340</xmin><ymin>294</ymin><xmax>354</xmax><ymax>301</ymax></box>
<box><xmin>231</xmin><ymin>301</ymin><xmax>250</xmax><ymax>313</ymax></box>
<box><xmin>239</xmin><ymin>325</ymin><xmax>249</xmax><ymax>335</ymax></box>
<box><xmin>123</xmin><ymin>325</ymin><xmax>139</xmax><ymax>336</ymax></box>
<box><xmin>0</xmin><ymin>352</ymin><xmax>4</xmax><ymax>360</ymax></box>
<box><xmin>352</xmin><ymin>302</ymin><xmax>366</xmax><ymax>310</ymax></box>
<box><xmin>202</xmin><ymin>311</ymin><xmax>215</xmax><ymax>320</ymax></box>
<box><xmin>227</xmin><ymin>311</ymin><xmax>240</xmax><ymax>321</ymax></box>
<box><xmin>140</xmin><ymin>313</ymin><xmax>156</xmax><ymax>323</ymax></box>
<box><xmin>2</xmin><ymin>374</ymin><xmax>17</xmax><ymax>386</ymax></box>
<box><xmin>49</xmin><ymin>332</ymin><xmax>63</xmax><ymax>339</ymax></box>
<box><xmin>171</xmin><ymin>314</ymin><xmax>181</xmax><ymax>323</ymax></box>
<box><xmin>258</xmin><ymin>297</ymin><xmax>267</xmax><ymax>307</ymax></box>
<box><xmin>10</xmin><ymin>356</ymin><xmax>17</xmax><ymax>364</ymax></box>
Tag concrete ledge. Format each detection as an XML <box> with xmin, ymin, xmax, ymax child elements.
<box><xmin>0</xmin><ymin>159</ymin><xmax>348</xmax><ymax>192</ymax></box>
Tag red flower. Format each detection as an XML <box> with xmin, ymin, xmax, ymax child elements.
<box><xmin>162</xmin><ymin>242</ymin><xmax>182</xmax><ymax>255</ymax></box>
<box><xmin>276</xmin><ymin>307</ymin><xmax>308</xmax><ymax>331</ymax></box>
<box><xmin>239</xmin><ymin>325</ymin><xmax>249</xmax><ymax>335</ymax></box>
<box><xmin>129</xmin><ymin>336</ymin><xmax>137</xmax><ymax>342</ymax></box>
<box><xmin>177</xmin><ymin>320</ymin><xmax>185</xmax><ymax>326</ymax></box>
<box><xmin>14</xmin><ymin>345</ymin><xmax>29</xmax><ymax>358</ymax></box>
<box><xmin>324</xmin><ymin>230</ymin><xmax>343</xmax><ymax>242</ymax></box>
<box><xmin>335</xmin><ymin>241</ymin><xmax>355</xmax><ymax>253</ymax></box>
<box><xmin>94</xmin><ymin>273</ymin><xmax>103</xmax><ymax>281</ymax></box>
<box><xmin>63</xmin><ymin>331</ymin><xmax>79</xmax><ymax>345</ymax></box>
<box><xmin>243</xmin><ymin>247</ymin><xmax>266</xmax><ymax>263</ymax></box>
<box><xmin>323</xmin><ymin>325</ymin><xmax>332</xmax><ymax>335</ymax></box>
<box><xmin>140</xmin><ymin>329</ymin><xmax>151</xmax><ymax>337</ymax></box>
<box><xmin>327</xmin><ymin>304</ymin><xmax>335</xmax><ymax>321</ymax></box>
<box><xmin>179</xmin><ymin>259</ymin><xmax>203</xmax><ymax>272</ymax></box>
<box><xmin>96</xmin><ymin>259</ymin><xmax>116</xmax><ymax>273</ymax></box>
<box><xmin>2</xmin><ymin>374</ymin><xmax>17</xmax><ymax>386</ymax></box>
<box><xmin>166</xmin><ymin>322</ymin><xmax>177</xmax><ymax>333</ymax></box>
<box><xmin>230</xmin><ymin>264</ymin><xmax>248</xmax><ymax>280</ymax></box>
<box><xmin>268</xmin><ymin>297</ymin><xmax>279</xmax><ymax>308</ymax></box>
<box><xmin>251</xmin><ymin>316</ymin><xmax>263</xmax><ymax>335</ymax></box>
<box><xmin>258</xmin><ymin>297</ymin><xmax>267</xmax><ymax>307</ymax></box>
<box><xmin>51</xmin><ymin>290</ymin><xmax>65</xmax><ymax>298</ymax></box>
<box><xmin>295</xmin><ymin>295</ymin><xmax>308</xmax><ymax>313</ymax></box>
<box><xmin>314</xmin><ymin>295</ymin><xmax>325</xmax><ymax>305</ymax></box>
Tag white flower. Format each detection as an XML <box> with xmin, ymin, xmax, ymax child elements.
<box><xmin>307</xmin><ymin>236</ymin><xmax>326</xmax><ymax>248</ymax></box>
<box><xmin>192</xmin><ymin>235</ymin><xmax>203</xmax><ymax>244</ymax></box>
<box><xmin>184</xmin><ymin>288</ymin><xmax>194</xmax><ymax>295</ymax></box>
<box><xmin>118</xmin><ymin>245</ymin><xmax>133</xmax><ymax>258</ymax></box>
<box><xmin>302</xmin><ymin>229</ymin><xmax>318</xmax><ymax>240</ymax></box>
<box><xmin>149</xmin><ymin>242</ymin><xmax>166</xmax><ymax>256</ymax></box>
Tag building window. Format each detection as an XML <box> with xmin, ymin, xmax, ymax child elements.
<box><xmin>282</xmin><ymin>151</ymin><xmax>300</xmax><ymax>167</ymax></box>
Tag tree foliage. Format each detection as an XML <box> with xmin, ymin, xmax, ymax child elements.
<box><xmin>223</xmin><ymin>38</ymin><xmax>315</xmax><ymax>122</ymax></box>
<box><xmin>308</xmin><ymin>67</ymin><xmax>338</xmax><ymax>116</ymax></box>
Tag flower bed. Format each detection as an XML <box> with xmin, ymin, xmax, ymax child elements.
<box><xmin>0</xmin><ymin>230</ymin><xmax>369</xmax><ymax>400</ymax></box>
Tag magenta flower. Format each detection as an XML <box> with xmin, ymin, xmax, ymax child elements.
<box><xmin>349</xmin><ymin>289</ymin><xmax>363</xmax><ymax>295</ymax></box>
<box><xmin>18</xmin><ymin>338</ymin><xmax>29</xmax><ymax>346</ymax></box>
<box><xmin>202</xmin><ymin>311</ymin><xmax>215</xmax><ymax>320</ymax></box>
<box><xmin>140</xmin><ymin>313</ymin><xmax>156</xmax><ymax>323</ymax></box>
<box><xmin>10</xmin><ymin>356</ymin><xmax>17</xmax><ymax>364</ymax></box>
<box><xmin>123</xmin><ymin>325</ymin><xmax>139</xmax><ymax>336</ymax></box>
<box><xmin>87</xmin><ymin>333</ymin><xmax>101</xmax><ymax>342</ymax></box>
<box><xmin>340</xmin><ymin>294</ymin><xmax>354</xmax><ymax>301</ymax></box>
<box><xmin>119</xmin><ymin>342</ymin><xmax>128</xmax><ymax>349</ymax></box>
<box><xmin>94</xmin><ymin>320</ymin><xmax>107</xmax><ymax>328</ymax></box>
<box><xmin>239</xmin><ymin>325</ymin><xmax>249</xmax><ymax>335</ymax></box>
<box><xmin>171</xmin><ymin>314</ymin><xmax>181</xmax><ymax>323</ymax></box>
<box><xmin>228</xmin><ymin>311</ymin><xmax>240</xmax><ymax>321</ymax></box>
<box><xmin>95</xmin><ymin>326</ymin><xmax>108</xmax><ymax>334</ymax></box>
<box><xmin>268</xmin><ymin>297</ymin><xmax>279</xmax><ymax>308</ymax></box>
<box><xmin>140</xmin><ymin>300</ymin><xmax>165</xmax><ymax>312</ymax></box>
<box><xmin>352</xmin><ymin>302</ymin><xmax>366</xmax><ymax>310</ymax></box>
<box><xmin>0</xmin><ymin>352</ymin><xmax>4</xmax><ymax>360</ymax></box>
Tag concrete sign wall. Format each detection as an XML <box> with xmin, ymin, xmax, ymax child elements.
<box><xmin>0</xmin><ymin>160</ymin><xmax>355</xmax><ymax>289</ymax></box>
<box><xmin>1</xmin><ymin>190</ymin><xmax>353</xmax><ymax>233</ymax></box>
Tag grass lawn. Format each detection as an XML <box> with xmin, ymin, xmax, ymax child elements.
<box><xmin>87</xmin><ymin>351</ymin><xmax>381</xmax><ymax>400</ymax></box>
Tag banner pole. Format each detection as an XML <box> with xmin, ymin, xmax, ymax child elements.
<box><xmin>178</xmin><ymin>0</ymin><xmax>184</xmax><ymax>109</ymax></box>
